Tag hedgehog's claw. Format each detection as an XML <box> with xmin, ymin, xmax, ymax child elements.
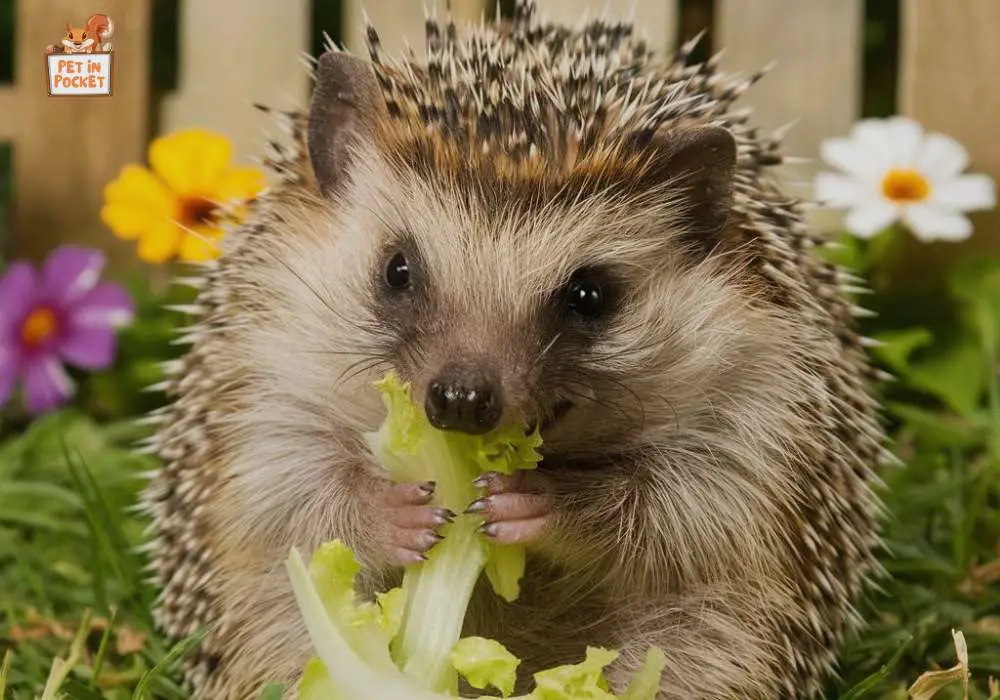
<box><xmin>376</xmin><ymin>481</ymin><xmax>453</xmax><ymax>566</ymax></box>
<box><xmin>468</xmin><ymin>470</ymin><xmax>554</xmax><ymax>546</ymax></box>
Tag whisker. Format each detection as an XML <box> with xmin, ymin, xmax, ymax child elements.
<box><xmin>533</xmin><ymin>331</ymin><xmax>562</xmax><ymax>370</ymax></box>
<box><xmin>336</xmin><ymin>356</ymin><xmax>393</xmax><ymax>389</ymax></box>
<box><xmin>301</xmin><ymin>348</ymin><xmax>384</xmax><ymax>358</ymax></box>
<box><xmin>169</xmin><ymin>219</ymin><xmax>223</xmax><ymax>252</ymax></box>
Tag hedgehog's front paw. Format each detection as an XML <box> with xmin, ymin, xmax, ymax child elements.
<box><xmin>466</xmin><ymin>470</ymin><xmax>554</xmax><ymax>546</ymax></box>
<box><xmin>374</xmin><ymin>481</ymin><xmax>455</xmax><ymax>566</ymax></box>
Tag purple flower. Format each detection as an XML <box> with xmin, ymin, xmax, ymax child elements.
<box><xmin>0</xmin><ymin>246</ymin><xmax>135</xmax><ymax>414</ymax></box>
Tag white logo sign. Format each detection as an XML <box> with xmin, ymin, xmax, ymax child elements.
<box><xmin>47</xmin><ymin>54</ymin><xmax>114</xmax><ymax>96</ymax></box>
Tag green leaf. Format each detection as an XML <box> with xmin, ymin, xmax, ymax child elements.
<box><xmin>451</xmin><ymin>637</ymin><xmax>520</xmax><ymax>697</ymax></box>
<box><xmin>305</xmin><ymin>540</ymin><xmax>403</xmax><ymax>672</ymax></box>
<box><xmin>527</xmin><ymin>647</ymin><xmax>619</xmax><ymax>700</ymax></box>
<box><xmin>870</xmin><ymin>328</ymin><xmax>934</xmax><ymax>375</ymax></box>
<box><xmin>818</xmin><ymin>232</ymin><xmax>869</xmax><ymax>273</ymax></box>
<box><xmin>949</xmin><ymin>256</ymin><xmax>1000</xmax><ymax>357</ymax></box>
<box><xmin>259</xmin><ymin>683</ymin><xmax>286</xmax><ymax>700</ymax></box>
<box><xmin>887</xmin><ymin>403</ymin><xmax>984</xmax><ymax>449</ymax></box>
<box><xmin>620</xmin><ymin>647</ymin><xmax>667</xmax><ymax>700</ymax></box>
<box><xmin>905</xmin><ymin>335</ymin><xmax>988</xmax><ymax>417</ymax></box>
<box><xmin>298</xmin><ymin>657</ymin><xmax>339</xmax><ymax>700</ymax></box>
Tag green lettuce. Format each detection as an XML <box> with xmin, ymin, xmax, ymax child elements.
<box><xmin>364</xmin><ymin>372</ymin><xmax>542</xmax><ymax>692</ymax></box>
<box><xmin>284</xmin><ymin>371</ymin><xmax>666</xmax><ymax>699</ymax></box>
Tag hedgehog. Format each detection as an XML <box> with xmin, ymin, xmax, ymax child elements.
<box><xmin>139</xmin><ymin>2</ymin><xmax>890</xmax><ymax>698</ymax></box>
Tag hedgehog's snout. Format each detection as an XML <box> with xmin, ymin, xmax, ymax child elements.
<box><xmin>425</xmin><ymin>359</ymin><xmax>503</xmax><ymax>435</ymax></box>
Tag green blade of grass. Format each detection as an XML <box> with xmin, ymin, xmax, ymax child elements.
<box><xmin>59</xmin><ymin>679</ymin><xmax>111</xmax><ymax>700</ymax></box>
<box><xmin>0</xmin><ymin>649</ymin><xmax>12</xmax><ymax>698</ymax></box>
<box><xmin>131</xmin><ymin>629</ymin><xmax>206</xmax><ymax>700</ymax></box>
<box><xmin>89</xmin><ymin>606</ymin><xmax>118</xmax><ymax>689</ymax></box>
<box><xmin>64</xmin><ymin>443</ymin><xmax>130</xmax><ymax>590</ymax></box>
<box><xmin>839</xmin><ymin>634</ymin><xmax>913</xmax><ymax>700</ymax></box>
<box><xmin>39</xmin><ymin>609</ymin><xmax>93</xmax><ymax>700</ymax></box>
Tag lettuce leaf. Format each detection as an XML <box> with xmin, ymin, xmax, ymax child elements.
<box><xmin>451</xmin><ymin>637</ymin><xmax>521</xmax><ymax>697</ymax></box>
<box><xmin>364</xmin><ymin>372</ymin><xmax>542</xmax><ymax>692</ymax></box>
<box><xmin>286</xmin><ymin>371</ymin><xmax>666</xmax><ymax>699</ymax></box>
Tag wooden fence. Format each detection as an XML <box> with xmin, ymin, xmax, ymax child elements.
<box><xmin>2</xmin><ymin>0</ymin><xmax>998</xmax><ymax>273</ymax></box>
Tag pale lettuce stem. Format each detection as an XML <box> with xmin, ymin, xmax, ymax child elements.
<box><xmin>396</xmin><ymin>514</ymin><xmax>488</xmax><ymax>693</ymax></box>
<box><xmin>388</xmin><ymin>431</ymin><xmax>488</xmax><ymax>692</ymax></box>
<box><xmin>286</xmin><ymin>549</ymin><xmax>445</xmax><ymax>700</ymax></box>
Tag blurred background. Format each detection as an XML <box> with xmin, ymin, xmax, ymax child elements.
<box><xmin>1</xmin><ymin>0</ymin><xmax>993</xmax><ymax>267</ymax></box>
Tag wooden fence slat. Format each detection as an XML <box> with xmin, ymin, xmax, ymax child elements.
<box><xmin>716</xmin><ymin>0</ymin><xmax>863</xmax><ymax>232</ymax></box>
<box><xmin>8</xmin><ymin>0</ymin><xmax>150</xmax><ymax>269</ymax></box>
<box><xmin>901</xmin><ymin>0</ymin><xmax>1000</xmax><ymax>257</ymax></box>
<box><xmin>534</xmin><ymin>0</ymin><xmax>677</xmax><ymax>57</ymax></box>
<box><xmin>343</xmin><ymin>0</ymin><xmax>487</xmax><ymax>60</ymax></box>
<box><xmin>160</xmin><ymin>0</ymin><xmax>312</xmax><ymax>168</ymax></box>
<box><xmin>0</xmin><ymin>90</ymin><xmax>16</xmax><ymax>141</ymax></box>
<box><xmin>343</xmin><ymin>1</ymin><xmax>675</xmax><ymax>63</ymax></box>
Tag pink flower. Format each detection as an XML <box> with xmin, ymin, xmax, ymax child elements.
<box><xmin>0</xmin><ymin>246</ymin><xmax>135</xmax><ymax>414</ymax></box>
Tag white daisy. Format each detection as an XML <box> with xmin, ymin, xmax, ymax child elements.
<box><xmin>813</xmin><ymin>116</ymin><xmax>996</xmax><ymax>242</ymax></box>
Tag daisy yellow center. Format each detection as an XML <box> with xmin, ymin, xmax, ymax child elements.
<box><xmin>21</xmin><ymin>307</ymin><xmax>58</xmax><ymax>347</ymax></box>
<box><xmin>881</xmin><ymin>168</ymin><xmax>930</xmax><ymax>203</ymax></box>
<box><xmin>178</xmin><ymin>196</ymin><xmax>220</xmax><ymax>227</ymax></box>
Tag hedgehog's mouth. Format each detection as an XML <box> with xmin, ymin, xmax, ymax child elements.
<box><xmin>526</xmin><ymin>399</ymin><xmax>574</xmax><ymax>435</ymax></box>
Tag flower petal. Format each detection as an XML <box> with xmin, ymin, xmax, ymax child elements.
<box><xmin>916</xmin><ymin>133</ymin><xmax>970</xmax><ymax>181</ymax></box>
<box><xmin>137</xmin><ymin>223</ymin><xmax>184</xmax><ymax>263</ymax></box>
<box><xmin>22</xmin><ymin>355</ymin><xmax>74</xmax><ymax>414</ymax></box>
<box><xmin>41</xmin><ymin>246</ymin><xmax>106</xmax><ymax>306</ymax></box>
<box><xmin>904</xmin><ymin>204</ymin><xmax>973</xmax><ymax>243</ymax></box>
<box><xmin>149</xmin><ymin>129</ymin><xmax>234</xmax><ymax>196</ymax></box>
<box><xmin>0</xmin><ymin>344</ymin><xmax>21</xmax><ymax>407</ymax></box>
<box><xmin>813</xmin><ymin>172</ymin><xmax>866</xmax><ymax>207</ymax></box>
<box><xmin>819</xmin><ymin>137</ymin><xmax>883</xmax><ymax>180</ymax></box>
<box><xmin>844</xmin><ymin>202</ymin><xmax>899</xmax><ymax>239</ymax></box>
<box><xmin>846</xmin><ymin>119</ymin><xmax>896</xmax><ymax>171</ymax></box>
<box><xmin>178</xmin><ymin>226</ymin><xmax>224</xmax><ymax>262</ymax></box>
<box><xmin>58</xmin><ymin>326</ymin><xmax>117</xmax><ymax>370</ymax></box>
<box><xmin>216</xmin><ymin>166</ymin><xmax>267</xmax><ymax>202</ymax></box>
<box><xmin>71</xmin><ymin>282</ymin><xmax>135</xmax><ymax>329</ymax></box>
<box><xmin>101</xmin><ymin>165</ymin><xmax>177</xmax><ymax>241</ymax></box>
<box><xmin>882</xmin><ymin>116</ymin><xmax>925</xmax><ymax>167</ymax></box>
<box><xmin>0</xmin><ymin>261</ymin><xmax>40</xmax><ymax>329</ymax></box>
<box><xmin>931</xmin><ymin>174</ymin><xmax>997</xmax><ymax>212</ymax></box>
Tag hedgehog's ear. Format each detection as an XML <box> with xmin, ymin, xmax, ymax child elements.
<box><xmin>650</xmin><ymin>125</ymin><xmax>737</xmax><ymax>247</ymax></box>
<box><xmin>308</xmin><ymin>52</ymin><xmax>386</xmax><ymax>199</ymax></box>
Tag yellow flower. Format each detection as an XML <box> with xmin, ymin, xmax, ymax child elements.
<box><xmin>101</xmin><ymin>129</ymin><xmax>267</xmax><ymax>263</ymax></box>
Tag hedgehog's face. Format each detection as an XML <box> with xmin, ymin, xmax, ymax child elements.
<box><xmin>341</xmin><ymin>152</ymin><xmax>768</xmax><ymax>455</ymax></box>
<box><xmin>353</xmin><ymin>167</ymin><xmax>631</xmax><ymax>447</ymax></box>
<box><xmin>303</xmin><ymin>53</ymin><xmax>784</xmax><ymax>456</ymax></box>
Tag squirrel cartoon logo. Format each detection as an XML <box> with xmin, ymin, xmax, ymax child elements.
<box><xmin>45</xmin><ymin>13</ymin><xmax>114</xmax><ymax>55</ymax></box>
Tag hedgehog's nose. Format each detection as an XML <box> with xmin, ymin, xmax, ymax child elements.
<box><xmin>425</xmin><ymin>363</ymin><xmax>502</xmax><ymax>435</ymax></box>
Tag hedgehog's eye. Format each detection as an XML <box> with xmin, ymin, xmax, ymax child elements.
<box><xmin>563</xmin><ymin>270</ymin><xmax>606</xmax><ymax>319</ymax></box>
<box><xmin>385</xmin><ymin>252</ymin><xmax>411</xmax><ymax>289</ymax></box>
<box><xmin>82</xmin><ymin>32</ymin><xmax>87</xmax><ymax>39</ymax></box>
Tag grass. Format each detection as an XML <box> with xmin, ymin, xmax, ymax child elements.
<box><xmin>2</xmin><ymin>243</ymin><xmax>1000</xmax><ymax>700</ymax></box>
<box><xmin>0</xmin><ymin>411</ymin><xmax>197</xmax><ymax>699</ymax></box>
